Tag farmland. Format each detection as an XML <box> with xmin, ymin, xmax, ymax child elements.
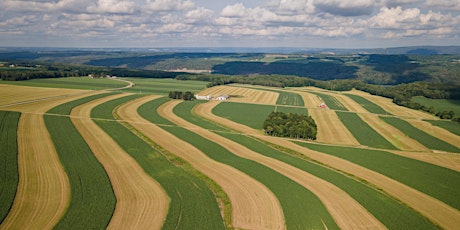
<box><xmin>1</xmin><ymin>76</ymin><xmax>459</xmax><ymax>229</ymax></box>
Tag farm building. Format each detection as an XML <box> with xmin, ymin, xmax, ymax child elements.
<box><xmin>319</xmin><ymin>103</ymin><xmax>327</xmax><ymax>108</ymax></box>
<box><xmin>216</xmin><ymin>94</ymin><xmax>229</xmax><ymax>101</ymax></box>
<box><xmin>194</xmin><ymin>94</ymin><xmax>211</xmax><ymax>100</ymax></box>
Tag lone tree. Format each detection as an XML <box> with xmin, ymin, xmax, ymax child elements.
<box><xmin>263</xmin><ymin>111</ymin><xmax>317</xmax><ymax>140</ymax></box>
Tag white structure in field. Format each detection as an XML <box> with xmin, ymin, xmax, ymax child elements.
<box><xmin>194</xmin><ymin>94</ymin><xmax>211</xmax><ymax>100</ymax></box>
<box><xmin>216</xmin><ymin>94</ymin><xmax>229</xmax><ymax>101</ymax></box>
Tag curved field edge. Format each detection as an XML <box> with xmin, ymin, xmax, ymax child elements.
<box><xmin>125</xmin><ymin>97</ymin><xmax>233</xmax><ymax>229</ymax></box>
<box><xmin>175</xmin><ymin>101</ymin><xmax>341</xmax><ymax>229</ymax></box>
<box><xmin>425</xmin><ymin>120</ymin><xmax>460</xmax><ymax>136</ymax></box>
<box><xmin>344</xmin><ymin>94</ymin><xmax>390</xmax><ymax>115</ymax></box>
<box><xmin>0</xmin><ymin>111</ymin><xmax>20</xmax><ymax>223</ymax></box>
<box><xmin>191</xmin><ymin>101</ymin><xmax>437</xmax><ymax>230</ymax></box>
<box><xmin>92</xmin><ymin>95</ymin><xmax>225</xmax><ymax>229</ymax></box>
<box><xmin>44</xmin><ymin>105</ymin><xmax>116</xmax><ymax>229</ymax></box>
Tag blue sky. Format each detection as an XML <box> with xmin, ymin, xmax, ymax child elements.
<box><xmin>1</xmin><ymin>0</ymin><xmax>459</xmax><ymax>48</ymax></box>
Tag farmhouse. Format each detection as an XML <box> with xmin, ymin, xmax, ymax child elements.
<box><xmin>216</xmin><ymin>94</ymin><xmax>229</xmax><ymax>101</ymax></box>
<box><xmin>194</xmin><ymin>94</ymin><xmax>211</xmax><ymax>100</ymax></box>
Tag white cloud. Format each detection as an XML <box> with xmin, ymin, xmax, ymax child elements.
<box><xmin>87</xmin><ymin>0</ymin><xmax>136</xmax><ymax>14</ymax></box>
<box><xmin>315</xmin><ymin>0</ymin><xmax>375</xmax><ymax>16</ymax></box>
<box><xmin>145</xmin><ymin>0</ymin><xmax>195</xmax><ymax>12</ymax></box>
<box><xmin>425</xmin><ymin>0</ymin><xmax>460</xmax><ymax>10</ymax></box>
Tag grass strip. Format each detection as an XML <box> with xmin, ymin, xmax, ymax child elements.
<box><xmin>0</xmin><ymin>111</ymin><xmax>20</xmax><ymax>223</ymax></box>
<box><xmin>297</xmin><ymin>142</ymin><xmax>460</xmax><ymax>211</ymax></box>
<box><xmin>276</xmin><ymin>91</ymin><xmax>305</xmax><ymax>106</ymax></box>
<box><xmin>380</xmin><ymin>116</ymin><xmax>459</xmax><ymax>153</ymax></box>
<box><xmin>275</xmin><ymin>106</ymin><xmax>308</xmax><ymax>115</ymax></box>
<box><xmin>92</xmin><ymin>96</ymin><xmax>225</xmax><ymax>229</ymax></box>
<box><xmin>336</xmin><ymin>111</ymin><xmax>397</xmax><ymax>149</ymax></box>
<box><xmin>44</xmin><ymin>115</ymin><xmax>115</xmax><ymax>230</ymax></box>
<box><xmin>309</xmin><ymin>92</ymin><xmax>348</xmax><ymax>111</ymax></box>
<box><xmin>46</xmin><ymin>92</ymin><xmax>115</xmax><ymax>115</ymax></box>
<box><xmin>345</xmin><ymin>94</ymin><xmax>390</xmax><ymax>115</ymax></box>
<box><xmin>181</xmin><ymin>102</ymin><xmax>436</xmax><ymax>229</ymax></box>
<box><xmin>174</xmin><ymin>101</ymin><xmax>338</xmax><ymax>229</ymax></box>
<box><xmin>425</xmin><ymin>120</ymin><xmax>460</xmax><ymax>136</ymax></box>
<box><xmin>213</xmin><ymin>102</ymin><xmax>275</xmax><ymax>129</ymax></box>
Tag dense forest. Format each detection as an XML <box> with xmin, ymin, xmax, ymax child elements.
<box><xmin>263</xmin><ymin>111</ymin><xmax>317</xmax><ymax>140</ymax></box>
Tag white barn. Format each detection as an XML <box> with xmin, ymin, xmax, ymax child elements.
<box><xmin>216</xmin><ymin>94</ymin><xmax>229</xmax><ymax>101</ymax></box>
<box><xmin>194</xmin><ymin>94</ymin><xmax>211</xmax><ymax>100</ymax></box>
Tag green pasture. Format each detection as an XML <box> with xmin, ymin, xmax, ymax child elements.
<box><xmin>47</xmin><ymin>92</ymin><xmax>116</xmax><ymax>115</ymax></box>
<box><xmin>309</xmin><ymin>92</ymin><xmax>348</xmax><ymax>111</ymax></box>
<box><xmin>345</xmin><ymin>94</ymin><xmax>390</xmax><ymax>115</ymax></box>
<box><xmin>45</xmin><ymin>115</ymin><xmax>115</xmax><ymax>229</ymax></box>
<box><xmin>213</xmin><ymin>102</ymin><xmax>275</xmax><ymax>129</ymax></box>
<box><xmin>412</xmin><ymin>96</ymin><xmax>460</xmax><ymax>115</ymax></box>
<box><xmin>175</xmin><ymin>101</ymin><xmax>436</xmax><ymax>229</ymax></box>
<box><xmin>92</xmin><ymin>96</ymin><xmax>225</xmax><ymax>229</ymax></box>
<box><xmin>120</xmin><ymin>78</ymin><xmax>207</xmax><ymax>95</ymax></box>
<box><xmin>142</xmin><ymin>100</ymin><xmax>339</xmax><ymax>229</ymax></box>
<box><xmin>297</xmin><ymin>142</ymin><xmax>460</xmax><ymax>210</ymax></box>
<box><xmin>425</xmin><ymin>120</ymin><xmax>460</xmax><ymax>136</ymax></box>
<box><xmin>336</xmin><ymin>111</ymin><xmax>397</xmax><ymax>149</ymax></box>
<box><xmin>0</xmin><ymin>77</ymin><xmax>127</xmax><ymax>90</ymax></box>
<box><xmin>380</xmin><ymin>116</ymin><xmax>459</xmax><ymax>153</ymax></box>
<box><xmin>0</xmin><ymin>111</ymin><xmax>20</xmax><ymax>223</ymax></box>
<box><xmin>276</xmin><ymin>91</ymin><xmax>305</xmax><ymax>106</ymax></box>
<box><xmin>275</xmin><ymin>106</ymin><xmax>308</xmax><ymax>115</ymax></box>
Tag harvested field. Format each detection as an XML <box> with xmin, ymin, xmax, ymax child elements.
<box><xmin>117</xmin><ymin>96</ymin><xmax>285</xmax><ymax>230</ymax></box>
<box><xmin>406</xmin><ymin>119</ymin><xmax>460</xmax><ymax>150</ymax></box>
<box><xmin>347</xmin><ymin>90</ymin><xmax>436</xmax><ymax>119</ymax></box>
<box><xmin>71</xmin><ymin>94</ymin><xmax>169</xmax><ymax>229</ymax></box>
<box><xmin>0</xmin><ymin>113</ymin><xmax>70</xmax><ymax>230</ymax></box>
<box><xmin>191</xmin><ymin>101</ymin><xmax>387</xmax><ymax>229</ymax></box>
<box><xmin>332</xmin><ymin>94</ymin><xmax>369</xmax><ymax>114</ymax></box>
<box><xmin>390</xmin><ymin>150</ymin><xmax>460</xmax><ymax>172</ymax></box>
<box><xmin>345</xmin><ymin>94</ymin><xmax>389</xmax><ymax>115</ymax></box>
<box><xmin>293</xmin><ymin>90</ymin><xmax>324</xmax><ymax>108</ymax></box>
<box><xmin>308</xmin><ymin>108</ymin><xmax>359</xmax><ymax>146</ymax></box>
<box><xmin>359</xmin><ymin>114</ymin><xmax>429</xmax><ymax>151</ymax></box>
<box><xmin>197</xmin><ymin>85</ymin><xmax>279</xmax><ymax>105</ymax></box>
<box><xmin>201</xmin><ymin>101</ymin><xmax>460</xmax><ymax>229</ymax></box>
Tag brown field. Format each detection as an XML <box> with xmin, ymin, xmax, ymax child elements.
<box><xmin>116</xmin><ymin>95</ymin><xmax>285</xmax><ymax>230</ymax></box>
<box><xmin>71</xmin><ymin>94</ymin><xmax>170</xmax><ymax>230</ymax></box>
<box><xmin>390</xmin><ymin>150</ymin><xmax>460</xmax><ymax>172</ymax></box>
<box><xmin>199</xmin><ymin>100</ymin><xmax>460</xmax><ymax>230</ymax></box>
<box><xmin>309</xmin><ymin>108</ymin><xmax>360</xmax><ymax>146</ymax></box>
<box><xmin>0</xmin><ymin>84</ymin><xmax>86</xmax><ymax>108</ymax></box>
<box><xmin>406</xmin><ymin>119</ymin><xmax>460</xmax><ymax>150</ymax></box>
<box><xmin>331</xmin><ymin>93</ymin><xmax>369</xmax><ymax>114</ymax></box>
<box><xmin>359</xmin><ymin>114</ymin><xmax>429</xmax><ymax>151</ymax></box>
<box><xmin>192</xmin><ymin>101</ymin><xmax>386</xmax><ymax>229</ymax></box>
<box><xmin>290</xmin><ymin>89</ymin><xmax>323</xmax><ymax>108</ymax></box>
<box><xmin>197</xmin><ymin>85</ymin><xmax>279</xmax><ymax>105</ymax></box>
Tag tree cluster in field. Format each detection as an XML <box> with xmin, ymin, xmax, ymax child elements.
<box><xmin>168</xmin><ymin>91</ymin><xmax>194</xmax><ymax>101</ymax></box>
<box><xmin>263</xmin><ymin>111</ymin><xmax>317</xmax><ymax>140</ymax></box>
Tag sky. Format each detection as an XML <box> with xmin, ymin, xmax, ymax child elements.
<box><xmin>1</xmin><ymin>0</ymin><xmax>460</xmax><ymax>48</ymax></box>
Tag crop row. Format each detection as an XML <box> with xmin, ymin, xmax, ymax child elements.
<box><xmin>344</xmin><ymin>94</ymin><xmax>390</xmax><ymax>115</ymax></box>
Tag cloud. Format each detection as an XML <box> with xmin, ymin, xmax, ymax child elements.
<box><xmin>145</xmin><ymin>0</ymin><xmax>195</xmax><ymax>12</ymax></box>
<box><xmin>425</xmin><ymin>0</ymin><xmax>460</xmax><ymax>11</ymax></box>
<box><xmin>315</xmin><ymin>0</ymin><xmax>375</xmax><ymax>16</ymax></box>
<box><xmin>87</xmin><ymin>0</ymin><xmax>136</xmax><ymax>14</ymax></box>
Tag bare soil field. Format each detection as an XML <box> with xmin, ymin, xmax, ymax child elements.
<box><xmin>192</xmin><ymin>101</ymin><xmax>386</xmax><ymax>229</ymax></box>
<box><xmin>346</xmin><ymin>90</ymin><xmax>436</xmax><ymax>119</ymax></box>
<box><xmin>359</xmin><ymin>114</ymin><xmax>429</xmax><ymax>151</ymax></box>
<box><xmin>199</xmin><ymin>101</ymin><xmax>460</xmax><ymax>229</ymax></box>
<box><xmin>0</xmin><ymin>85</ymin><xmax>86</xmax><ymax>108</ymax></box>
<box><xmin>116</xmin><ymin>95</ymin><xmax>285</xmax><ymax>230</ymax></box>
<box><xmin>71</xmin><ymin>94</ymin><xmax>169</xmax><ymax>230</ymax></box>
<box><xmin>198</xmin><ymin>85</ymin><xmax>279</xmax><ymax>105</ymax></box>
<box><xmin>309</xmin><ymin>108</ymin><xmax>360</xmax><ymax>146</ymax></box>
<box><xmin>406</xmin><ymin>119</ymin><xmax>460</xmax><ymax>149</ymax></box>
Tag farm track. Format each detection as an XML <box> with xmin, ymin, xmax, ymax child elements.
<box><xmin>70</xmin><ymin>94</ymin><xmax>169</xmax><ymax>230</ymax></box>
<box><xmin>117</xmin><ymin>95</ymin><xmax>285</xmax><ymax>230</ymax></box>
<box><xmin>189</xmin><ymin>101</ymin><xmax>387</xmax><ymax>229</ymax></box>
<box><xmin>198</xmin><ymin>101</ymin><xmax>460</xmax><ymax>229</ymax></box>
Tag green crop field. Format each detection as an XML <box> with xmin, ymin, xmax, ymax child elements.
<box><xmin>120</xmin><ymin>78</ymin><xmax>207</xmax><ymax>95</ymax></box>
<box><xmin>309</xmin><ymin>92</ymin><xmax>348</xmax><ymax>111</ymax></box>
<box><xmin>345</xmin><ymin>94</ymin><xmax>390</xmax><ymax>115</ymax></box>
<box><xmin>47</xmin><ymin>92</ymin><xmax>116</xmax><ymax>115</ymax></box>
<box><xmin>380</xmin><ymin>116</ymin><xmax>460</xmax><ymax>153</ymax></box>
<box><xmin>0</xmin><ymin>77</ymin><xmax>127</xmax><ymax>90</ymax></box>
<box><xmin>0</xmin><ymin>111</ymin><xmax>20</xmax><ymax>223</ymax></box>
<box><xmin>212</xmin><ymin>102</ymin><xmax>275</xmax><ymax>129</ymax></box>
<box><xmin>336</xmin><ymin>111</ymin><xmax>397</xmax><ymax>149</ymax></box>
<box><xmin>143</xmin><ymin>100</ymin><xmax>339</xmax><ymax>229</ymax></box>
<box><xmin>296</xmin><ymin>142</ymin><xmax>460</xmax><ymax>210</ymax></box>
<box><xmin>425</xmin><ymin>120</ymin><xmax>460</xmax><ymax>136</ymax></box>
<box><xmin>275</xmin><ymin>106</ymin><xmax>308</xmax><ymax>115</ymax></box>
<box><xmin>92</xmin><ymin>96</ymin><xmax>225</xmax><ymax>229</ymax></box>
<box><xmin>276</xmin><ymin>91</ymin><xmax>305</xmax><ymax>106</ymax></box>
<box><xmin>176</xmin><ymin>102</ymin><xmax>436</xmax><ymax>229</ymax></box>
<box><xmin>412</xmin><ymin>96</ymin><xmax>460</xmax><ymax>115</ymax></box>
<box><xmin>45</xmin><ymin>100</ymin><xmax>116</xmax><ymax>229</ymax></box>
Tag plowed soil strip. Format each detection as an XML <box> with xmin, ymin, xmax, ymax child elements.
<box><xmin>117</xmin><ymin>96</ymin><xmax>284</xmax><ymax>230</ymax></box>
<box><xmin>201</xmin><ymin>101</ymin><xmax>460</xmax><ymax>229</ymax></box>
<box><xmin>71</xmin><ymin>94</ymin><xmax>169</xmax><ymax>230</ymax></box>
<box><xmin>191</xmin><ymin>101</ymin><xmax>386</xmax><ymax>229</ymax></box>
<box><xmin>0</xmin><ymin>113</ymin><xmax>70</xmax><ymax>230</ymax></box>
<box><xmin>406</xmin><ymin>119</ymin><xmax>460</xmax><ymax>149</ymax></box>
<box><xmin>309</xmin><ymin>108</ymin><xmax>359</xmax><ymax>146</ymax></box>
<box><xmin>359</xmin><ymin>114</ymin><xmax>429</xmax><ymax>151</ymax></box>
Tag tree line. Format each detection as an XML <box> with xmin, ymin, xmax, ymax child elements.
<box><xmin>168</xmin><ymin>91</ymin><xmax>195</xmax><ymax>101</ymax></box>
<box><xmin>263</xmin><ymin>111</ymin><xmax>317</xmax><ymax>140</ymax></box>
